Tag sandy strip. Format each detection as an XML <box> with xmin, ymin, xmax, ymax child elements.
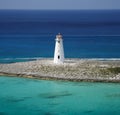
<box><xmin>0</xmin><ymin>59</ymin><xmax>120</xmax><ymax>82</ymax></box>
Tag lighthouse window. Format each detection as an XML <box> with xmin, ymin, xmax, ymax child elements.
<box><xmin>58</xmin><ymin>55</ymin><xmax>60</xmax><ymax>59</ymax></box>
<box><xmin>58</xmin><ymin>41</ymin><xmax>60</xmax><ymax>43</ymax></box>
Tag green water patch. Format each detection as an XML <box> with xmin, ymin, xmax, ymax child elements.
<box><xmin>39</xmin><ymin>91</ymin><xmax>72</xmax><ymax>99</ymax></box>
<box><xmin>30</xmin><ymin>107</ymin><xmax>59</xmax><ymax>115</ymax></box>
<box><xmin>1</xmin><ymin>96</ymin><xmax>32</xmax><ymax>103</ymax></box>
<box><xmin>83</xmin><ymin>110</ymin><xmax>94</xmax><ymax>114</ymax></box>
<box><xmin>30</xmin><ymin>109</ymin><xmax>54</xmax><ymax>115</ymax></box>
<box><xmin>48</xmin><ymin>102</ymin><xmax>60</xmax><ymax>106</ymax></box>
<box><xmin>7</xmin><ymin>98</ymin><xmax>24</xmax><ymax>103</ymax></box>
<box><xmin>106</xmin><ymin>93</ymin><xmax>120</xmax><ymax>98</ymax></box>
<box><xmin>44</xmin><ymin>112</ymin><xmax>54</xmax><ymax>115</ymax></box>
<box><xmin>0</xmin><ymin>112</ymin><xmax>6</xmax><ymax>115</ymax></box>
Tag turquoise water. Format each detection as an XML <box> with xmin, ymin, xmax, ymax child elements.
<box><xmin>0</xmin><ymin>76</ymin><xmax>120</xmax><ymax>115</ymax></box>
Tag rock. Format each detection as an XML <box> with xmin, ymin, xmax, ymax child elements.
<box><xmin>0</xmin><ymin>59</ymin><xmax>120</xmax><ymax>82</ymax></box>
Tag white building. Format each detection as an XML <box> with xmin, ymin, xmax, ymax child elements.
<box><xmin>54</xmin><ymin>33</ymin><xmax>65</xmax><ymax>64</ymax></box>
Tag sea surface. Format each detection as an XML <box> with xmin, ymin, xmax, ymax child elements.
<box><xmin>0</xmin><ymin>10</ymin><xmax>120</xmax><ymax>115</ymax></box>
<box><xmin>0</xmin><ymin>10</ymin><xmax>120</xmax><ymax>63</ymax></box>
<box><xmin>0</xmin><ymin>76</ymin><xmax>120</xmax><ymax>115</ymax></box>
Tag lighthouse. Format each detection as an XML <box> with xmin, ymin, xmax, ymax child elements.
<box><xmin>54</xmin><ymin>33</ymin><xmax>64</xmax><ymax>64</ymax></box>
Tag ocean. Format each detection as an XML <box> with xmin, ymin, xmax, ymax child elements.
<box><xmin>0</xmin><ymin>10</ymin><xmax>120</xmax><ymax>63</ymax></box>
<box><xmin>0</xmin><ymin>10</ymin><xmax>120</xmax><ymax>115</ymax></box>
<box><xmin>0</xmin><ymin>76</ymin><xmax>120</xmax><ymax>115</ymax></box>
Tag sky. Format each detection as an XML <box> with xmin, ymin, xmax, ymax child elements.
<box><xmin>0</xmin><ymin>0</ymin><xmax>120</xmax><ymax>10</ymax></box>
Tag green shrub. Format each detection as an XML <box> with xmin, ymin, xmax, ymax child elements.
<box><xmin>107</xmin><ymin>67</ymin><xmax>120</xmax><ymax>74</ymax></box>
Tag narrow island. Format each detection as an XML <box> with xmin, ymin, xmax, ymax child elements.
<box><xmin>0</xmin><ymin>34</ymin><xmax>120</xmax><ymax>82</ymax></box>
<box><xmin>0</xmin><ymin>58</ymin><xmax>120</xmax><ymax>82</ymax></box>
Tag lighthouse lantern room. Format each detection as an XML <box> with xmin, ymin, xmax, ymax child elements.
<box><xmin>54</xmin><ymin>33</ymin><xmax>64</xmax><ymax>64</ymax></box>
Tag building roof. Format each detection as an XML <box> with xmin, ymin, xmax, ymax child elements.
<box><xmin>56</xmin><ymin>33</ymin><xmax>62</xmax><ymax>39</ymax></box>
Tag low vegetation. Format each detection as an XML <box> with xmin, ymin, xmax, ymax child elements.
<box><xmin>107</xmin><ymin>67</ymin><xmax>120</xmax><ymax>74</ymax></box>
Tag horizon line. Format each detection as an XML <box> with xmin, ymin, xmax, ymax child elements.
<box><xmin>0</xmin><ymin>9</ymin><xmax>120</xmax><ymax>11</ymax></box>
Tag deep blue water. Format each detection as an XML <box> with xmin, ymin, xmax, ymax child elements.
<box><xmin>0</xmin><ymin>10</ymin><xmax>120</xmax><ymax>62</ymax></box>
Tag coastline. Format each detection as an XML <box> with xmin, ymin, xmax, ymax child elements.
<box><xmin>0</xmin><ymin>58</ymin><xmax>120</xmax><ymax>83</ymax></box>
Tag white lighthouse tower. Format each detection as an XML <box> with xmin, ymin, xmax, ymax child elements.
<box><xmin>54</xmin><ymin>33</ymin><xmax>64</xmax><ymax>64</ymax></box>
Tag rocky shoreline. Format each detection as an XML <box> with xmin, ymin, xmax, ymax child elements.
<box><xmin>0</xmin><ymin>59</ymin><xmax>120</xmax><ymax>82</ymax></box>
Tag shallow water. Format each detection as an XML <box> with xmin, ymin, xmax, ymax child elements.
<box><xmin>0</xmin><ymin>76</ymin><xmax>120</xmax><ymax>115</ymax></box>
